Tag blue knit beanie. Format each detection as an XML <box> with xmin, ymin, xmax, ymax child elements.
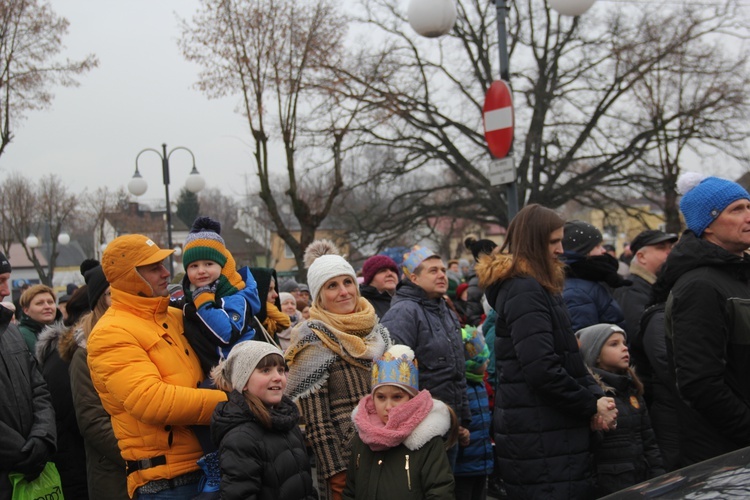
<box><xmin>679</xmin><ymin>173</ymin><xmax>750</xmax><ymax>236</ymax></box>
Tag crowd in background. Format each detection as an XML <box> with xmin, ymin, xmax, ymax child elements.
<box><xmin>2</xmin><ymin>172</ymin><xmax>750</xmax><ymax>500</ymax></box>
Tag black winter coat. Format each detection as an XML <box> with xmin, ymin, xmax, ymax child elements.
<box><xmin>590</xmin><ymin>368</ymin><xmax>664</xmax><ymax>497</ymax></box>
<box><xmin>612</xmin><ymin>269</ymin><xmax>653</xmax><ymax>341</ymax></box>
<box><xmin>662</xmin><ymin>231</ymin><xmax>750</xmax><ymax>465</ymax></box>
<box><xmin>35</xmin><ymin>324</ymin><xmax>88</xmax><ymax>499</ymax></box>
<box><xmin>359</xmin><ymin>285</ymin><xmax>393</xmax><ymax>319</ymax></box>
<box><xmin>639</xmin><ymin>304</ymin><xmax>685</xmax><ymax>472</ymax></box>
<box><xmin>211</xmin><ymin>390</ymin><xmax>317</xmax><ymax>500</ymax></box>
<box><xmin>0</xmin><ymin>307</ymin><xmax>56</xmax><ymax>500</ymax></box>
<box><xmin>381</xmin><ymin>280</ymin><xmax>470</xmax><ymax>426</ymax></box>
<box><xmin>478</xmin><ymin>255</ymin><xmax>604</xmax><ymax>500</ymax></box>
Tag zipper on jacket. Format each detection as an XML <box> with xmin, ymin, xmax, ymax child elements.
<box><xmin>356</xmin><ymin>453</ymin><xmax>360</xmax><ymax>469</ymax></box>
<box><xmin>405</xmin><ymin>454</ymin><xmax>411</xmax><ymax>491</ymax></box>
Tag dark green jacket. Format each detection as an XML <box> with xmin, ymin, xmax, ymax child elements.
<box><xmin>343</xmin><ymin>435</ymin><xmax>453</xmax><ymax>500</ymax></box>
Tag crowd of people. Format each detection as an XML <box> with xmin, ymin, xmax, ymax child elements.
<box><xmin>1</xmin><ymin>171</ymin><xmax>750</xmax><ymax>500</ymax></box>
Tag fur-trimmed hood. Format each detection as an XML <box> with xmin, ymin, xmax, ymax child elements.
<box><xmin>36</xmin><ymin>321</ymin><xmax>68</xmax><ymax>366</ymax></box>
<box><xmin>352</xmin><ymin>397</ymin><xmax>451</xmax><ymax>451</ymax></box>
<box><xmin>474</xmin><ymin>253</ymin><xmax>513</xmax><ymax>291</ymax></box>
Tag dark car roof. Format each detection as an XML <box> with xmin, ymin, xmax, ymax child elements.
<box><xmin>602</xmin><ymin>447</ymin><xmax>750</xmax><ymax>498</ymax></box>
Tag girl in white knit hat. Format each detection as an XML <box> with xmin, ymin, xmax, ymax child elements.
<box><xmin>284</xmin><ymin>240</ymin><xmax>392</xmax><ymax>500</ymax></box>
<box><xmin>210</xmin><ymin>340</ymin><xmax>316</xmax><ymax>499</ymax></box>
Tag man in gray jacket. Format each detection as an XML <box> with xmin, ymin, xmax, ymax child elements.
<box><xmin>380</xmin><ymin>247</ymin><xmax>470</xmax><ymax>469</ymax></box>
<box><xmin>0</xmin><ymin>252</ymin><xmax>56</xmax><ymax>499</ymax></box>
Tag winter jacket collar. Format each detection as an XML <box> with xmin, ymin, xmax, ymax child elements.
<box><xmin>212</xmin><ymin>390</ymin><xmax>300</xmax><ymax>443</ymax></box>
<box><xmin>592</xmin><ymin>367</ymin><xmax>631</xmax><ymax>395</ymax></box>
<box><xmin>19</xmin><ymin>309</ymin><xmax>62</xmax><ymax>335</ymax></box>
<box><xmin>628</xmin><ymin>261</ymin><xmax>657</xmax><ymax>285</ymax></box>
<box><xmin>659</xmin><ymin>230</ymin><xmax>750</xmax><ymax>299</ymax></box>
<box><xmin>0</xmin><ymin>304</ymin><xmax>12</xmax><ymax>332</ymax></box>
<box><xmin>474</xmin><ymin>253</ymin><xmax>514</xmax><ymax>307</ymax></box>
<box><xmin>110</xmin><ymin>287</ymin><xmax>172</xmax><ymax>320</ymax></box>
<box><xmin>392</xmin><ymin>279</ymin><xmax>443</xmax><ymax>309</ymax></box>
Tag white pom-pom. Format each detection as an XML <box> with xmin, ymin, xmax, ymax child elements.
<box><xmin>386</xmin><ymin>344</ymin><xmax>415</xmax><ymax>360</ymax></box>
<box><xmin>303</xmin><ymin>239</ymin><xmax>341</xmax><ymax>268</ymax></box>
<box><xmin>677</xmin><ymin>172</ymin><xmax>707</xmax><ymax>195</ymax></box>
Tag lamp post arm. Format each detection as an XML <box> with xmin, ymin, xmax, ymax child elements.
<box><xmin>134</xmin><ymin>148</ymin><xmax>165</xmax><ymax>169</ymax></box>
<box><xmin>165</xmin><ymin>146</ymin><xmax>197</xmax><ymax>168</ymax></box>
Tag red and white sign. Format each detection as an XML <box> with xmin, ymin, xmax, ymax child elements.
<box><xmin>483</xmin><ymin>80</ymin><xmax>514</xmax><ymax>159</ymax></box>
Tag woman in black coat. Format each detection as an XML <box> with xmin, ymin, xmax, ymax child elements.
<box><xmin>476</xmin><ymin>204</ymin><xmax>618</xmax><ymax>500</ymax></box>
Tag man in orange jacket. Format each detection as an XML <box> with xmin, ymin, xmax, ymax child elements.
<box><xmin>88</xmin><ymin>235</ymin><xmax>227</xmax><ymax>499</ymax></box>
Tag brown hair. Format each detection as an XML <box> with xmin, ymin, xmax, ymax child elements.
<box><xmin>19</xmin><ymin>284</ymin><xmax>55</xmax><ymax>309</ymax></box>
<box><xmin>77</xmin><ymin>287</ymin><xmax>111</xmax><ymax>338</ymax></box>
<box><xmin>444</xmin><ymin>405</ymin><xmax>460</xmax><ymax>450</ymax></box>
<box><xmin>500</xmin><ymin>204</ymin><xmax>566</xmax><ymax>294</ymax></box>
<box><xmin>211</xmin><ymin>352</ymin><xmax>287</xmax><ymax>430</ymax></box>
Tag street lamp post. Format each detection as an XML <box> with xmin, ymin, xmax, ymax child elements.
<box><xmin>128</xmin><ymin>143</ymin><xmax>206</xmax><ymax>273</ymax></box>
<box><xmin>407</xmin><ymin>0</ymin><xmax>596</xmax><ymax>221</ymax></box>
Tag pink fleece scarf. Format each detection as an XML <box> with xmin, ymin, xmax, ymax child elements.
<box><xmin>354</xmin><ymin>389</ymin><xmax>433</xmax><ymax>451</ymax></box>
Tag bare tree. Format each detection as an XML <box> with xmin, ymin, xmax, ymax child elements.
<box><xmin>0</xmin><ymin>172</ymin><xmax>77</xmax><ymax>285</ymax></box>
<box><xmin>180</xmin><ymin>0</ymin><xmax>366</xmax><ymax>278</ymax></box>
<box><xmin>71</xmin><ymin>186</ymin><xmax>128</xmax><ymax>257</ymax></box>
<box><xmin>0</xmin><ymin>0</ymin><xmax>97</xmax><ymax>156</ymax></box>
<box><xmin>329</xmin><ymin>0</ymin><xmax>750</xmax><ymax>236</ymax></box>
<box><xmin>198</xmin><ymin>186</ymin><xmax>239</xmax><ymax>230</ymax></box>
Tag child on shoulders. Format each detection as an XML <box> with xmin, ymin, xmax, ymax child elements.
<box><xmin>343</xmin><ymin>345</ymin><xmax>456</xmax><ymax>499</ymax></box>
<box><xmin>180</xmin><ymin>216</ymin><xmax>262</xmax><ymax>497</ymax></box>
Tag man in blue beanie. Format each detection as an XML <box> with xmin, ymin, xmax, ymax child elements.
<box><xmin>660</xmin><ymin>173</ymin><xmax>750</xmax><ymax>466</ymax></box>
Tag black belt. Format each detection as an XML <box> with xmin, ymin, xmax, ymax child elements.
<box><xmin>125</xmin><ymin>455</ymin><xmax>167</xmax><ymax>476</ymax></box>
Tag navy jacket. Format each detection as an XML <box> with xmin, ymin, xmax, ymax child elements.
<box><xmin>381</xmin><ymin>280</ymin><xmax>470</xmax><ymax>426</ymax></box>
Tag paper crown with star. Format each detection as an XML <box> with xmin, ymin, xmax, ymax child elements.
<box><xmin>371</xmin><ymin>345</ymin><xmax>419</xmax><ymax>397</ymax></box>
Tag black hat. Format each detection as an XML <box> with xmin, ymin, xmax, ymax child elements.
<box><xmin>563</xmin><ymin>220</ymin><xmax>603</xmax><ymax>256</ymax></box>
<box><xmin>0</xmin><ymin>252</ymin><xmax>10</xmax><ymax>274</ymax></box>
<box><xmin>81</xmin><ymin>259</ymin><xmax>109</xmax><ymax>310</ymax></box>
<box><xmin>464</xmin><ymin>237</ymin><xmax>498</xmax><ymax>262</ymax></box>
<box><xmin>630</xmin><ymin>230</ymin><xmax>678</xmax><ymax>255</ymax></box>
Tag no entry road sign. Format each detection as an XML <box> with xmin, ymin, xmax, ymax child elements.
<box><xmin>483</xmin><ymin>80</ymin><xmax>514</xmax><ymax>159</ymax></box>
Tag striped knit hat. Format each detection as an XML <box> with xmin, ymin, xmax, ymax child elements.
<box><xmin>183</xmin><ymin>216</ymin><xmax>245</xmax><ymax>305</ymax></box>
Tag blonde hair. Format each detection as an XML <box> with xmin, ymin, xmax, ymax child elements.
<box><xmin>77</xmin><ymin>290</ymin><xmax>111</xmax><ymax>338</ymax></box>
<box><xmin>19</xmin><ymin>284</ymin><xmax>55</xmax><ymax>309</ymax></box>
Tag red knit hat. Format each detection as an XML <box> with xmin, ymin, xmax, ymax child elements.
<box><xmin>361</xmin><ymin>255</ymin><xmax>399</xmax><ymax>285</ymax></box>
<box><xmin>456</xmin><ymin>283</ymin><xmax>469</xmax><ymax>299</ymax></box>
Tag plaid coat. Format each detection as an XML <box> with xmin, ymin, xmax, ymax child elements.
<box><xmin>299</xmin><ymin>358</ymin><xmax>371</xmax><ymax>500</ymax></box>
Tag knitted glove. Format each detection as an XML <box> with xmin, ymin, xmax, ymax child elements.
<box><xmin>193</xmin><ymin>281</ymin><xmax>218</xmax><ymax>309</ymax></box>
<box><xmin>16</xmin><ymin>437</ymin><xmax>50</xmax><ymax>479</ymax></box>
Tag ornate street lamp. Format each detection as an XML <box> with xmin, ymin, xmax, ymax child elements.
<box><xmin>128</xmin><ymin>143</ymin><xmax>205</xmax><ymax>272</ymax></box>
<box><xmin>407</xmin><ymin>0</ymin><xmax>596</xmax><ymax>219</ymax></box>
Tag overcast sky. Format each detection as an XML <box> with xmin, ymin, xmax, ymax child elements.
<box><xmin>0</xmin><ymin>0</ymin><xmax>258</xmax><ymax>203</ymax></box>
<box><xmin>0</xmin><ymin>0</ymin><xmax>743</xmax><ymax>208</ymax></box>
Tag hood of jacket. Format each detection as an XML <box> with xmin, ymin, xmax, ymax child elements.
<box><xmin>35</xmin><ymin>320</ymin><xmax>69</xmax><ymax>365</ymax></box>
<box><xmin>653</xmin><ymin>230</ymin><xmax>750</xmax><ymax>304</ymax></box>
<box><xmin>474</xmin><ymin>253</ymin><xmax>514</xmax><ymax>307</ymax></box>
<box><xmin>212</xmin><ymin>389</ymin><xmax>300</xmax><ymax>444</ymax></box>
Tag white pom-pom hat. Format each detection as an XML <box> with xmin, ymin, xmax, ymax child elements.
<box><xmin>304</xmin><ymin>239</ymin><xmax>357</xmax><ymax>304</ymax></box>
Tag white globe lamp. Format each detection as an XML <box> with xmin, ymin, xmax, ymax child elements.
<box><xmin>549</xmin><ymin>0</ymin><xmax>596</xmax><ymax>16</ymax></box>
<box><xmin>408</xmin><ymin>0</ymin><xmax>457</xmax><ymax>38</ymax></box>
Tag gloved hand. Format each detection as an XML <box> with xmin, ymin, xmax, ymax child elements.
<box><xmin>16</xmin><ymin>437</ymin><xmax>50</xmax><ymax>478</ymax></box>
<box><xmin>193</xmin><ymin>280</ymin><xmax>218</xmax><ymax>308</ymax></box>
